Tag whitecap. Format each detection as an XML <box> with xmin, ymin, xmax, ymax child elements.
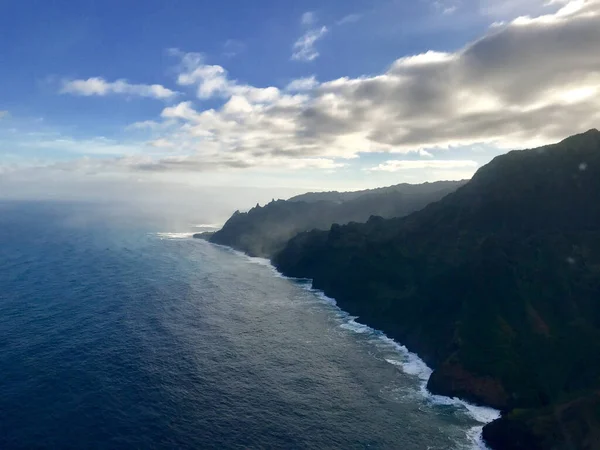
<box><xmin>340</xmin><ymin>318</ymin><xmax>371</xmax><ymax>334</ymax></box>
<box><xmin>293</xmin><ymin>279</ymin><xmax>500</xmax><ymax>449</ymax></box>
<box><xmin>155</xmin><ymin>232</ymin><xmax>196</xmax><ymax>239</ymax></box>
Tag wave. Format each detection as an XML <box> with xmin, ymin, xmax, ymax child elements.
<box><xmin>302</xmin><ymin>283</ymin><xmax>500</xmax><ymax>449</ymax></box>
<box><xmin>155</xmin><ymin>232</ymin><xmax>196</xmax><ymax>239</ymax></box>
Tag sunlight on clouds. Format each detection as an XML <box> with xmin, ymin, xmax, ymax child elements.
<box><xmin>391</xmin><ymin>51</ymin><xmax>456</xmax><ymax>67</ymax></box>
<box><xmin>174</xmin><ymin>51</ymin><xmax>280</xmax><ymax>102</ymax></box>
<box><xmin>286</xmin><ymin>76</ymin><xmax>319</xmax><ymax>92</ymax></box>
<box><xmin>122</xmin><ymin>0</ymin><xmax>600</xmax><ymax>175</ymax></box>
<box><xmin>24</xmin><ymin>0</ymin><xmax>600</xmax><ymax>184</ymax></box>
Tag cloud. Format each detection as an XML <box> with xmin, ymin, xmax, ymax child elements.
<box><xmin>30</xmin><ymin>136</ymin><xmax>144</xmax><ymax>156</ymax></box>
<box><xmin>174</xmin><ymin>51</ymin><xmax>280</xmax><ymax>102</ymax></box>
<box><xmin>126</xmin><ymin>120</ymin><xmax>163</xmax><ymax>130</ymax></box>
<box><xmin>61</xmin><ymin>77</ymin><xmax>178</xmax><ymax>99</ymax></box>
<box><xmin>297</xmin><ymin>0</ymin><xmax>600</xmax><ymax>152</ymax></box>
<box><xmin>133</xmin><ymin>2</ymin><xmax>600</xmax><ymax>175</ymax></box>
<box><xmin>369</xmin><ymin>159</ymin><xmax>478</xmax><ymax>171</ymax></box>
<box><xmin>285</xmin><ymin>76</ymin><xmax>319</xmax><ymax>92</ymax></box>
<box><xmin>222</xmin><ymin>39</ymin><xmax>246</xmax><ymax>58</ymax></box>
<box><xmin>0</xmin><ymin>111</ymin><xmax>9</xmax><ymax>119</ymax></box>
<box><xmin>336</xmin><ymin>13</ymin><xmax>362</xmax><ymax>25</ymax></box>
<box><xmin>135</xmin><ymin>155</ymin><xmax>344</xmax><ymax>173</ymax></box>
<box><xmin>301</xmin><ymin>11</ymin><xmax>317</xmax><ymax>25</ymax></box>
<box><xmin>148</xmin><ymin>138</ymin><xmax>176</xmax><ymax>149</ymax></box>
<box><xmin>432</xmin><ymin>1</ymin><xmax>459</xmax><ymax>15</ymax></box>
<box><xmin>37</xmin><ymin>1</ymin><xmax>600</xmax><ymax>179</ymax></box>
<box><xmin>291</xmin><ymin>26</ymin><xmax>329</xmax><ymax>62</ymax></box>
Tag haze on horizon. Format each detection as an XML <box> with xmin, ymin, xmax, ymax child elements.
<box><xmin>1</xmin><ymin>0</ymin><xmax>599</xmax><ymax>214</ymax></box>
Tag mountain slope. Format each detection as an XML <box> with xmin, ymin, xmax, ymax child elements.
<box><xmin>273</xmin><ymin>129</ymin><xmax>600</xmax><ymax>450</ymax></box>
<box><xmin>202</xmin><ymin>180</ymin><xmax>465</xmax><ymax>258</ymax></box>
<box><xmin>287</xmin><ymin>181</ymin><xmax>463</xmax><ymax>204</ymax></box>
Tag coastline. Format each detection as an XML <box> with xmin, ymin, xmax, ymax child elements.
<box><xmin>194</xmin><ymin>237</ymin><xmax>501</xmax><ymax>449</ymax></box>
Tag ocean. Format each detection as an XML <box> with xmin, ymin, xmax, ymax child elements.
<box><xmin>0</xmin><ymin>201</ymin><xmax>498</xmax><ymax>449</ymax></box>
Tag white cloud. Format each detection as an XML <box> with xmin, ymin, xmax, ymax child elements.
<box><xmin>433</xmin><ymin>1</ymin><xmax>460</xmax><ymax>15</ymax></box>
<box><xmin>37</xmin><ymin>1</ymin><xmax>600</xmax><ymax>179</ymax></box>
<box><xmin>130</xmin><ymin>2</ymin><xmax>600</xmax><ymax>174</ymax></box>
<box><xmin>301</xmin><ymin>11</ymin><xmax>317</xmax><ymax>25</ymax></box>
<box><xmin>161</xmin><ymin>101</ymin><xmax>201</xmax><ymax>121</ymax></box>
<box><xmin>61</xmin><ymin>77</ymin><xmax>178</xmax><ymax>99</ymax></box>
<box><xmin>291</xmin><ymin>26</ymin><xmax>329</xmax><ymax>62</ymax></box>
<box><xmin>337</xmin><ymin>13</ymin><xmax>362</xmax><ymax>25</ymax></box>
<box><xmin>148</xmin><ymin>138</ymin><xmax>176</xmax><ymax>149</ymax></box>
<box><xmin>286</xmin><ymin>76</ymin><xmax>319</xmax><ymax>92</ymax></box>
<box><xmin>0</xmin><ymin>111</ymin><xmax>8</xmax><ymax>119</ymax></box>
<box><xmin>369</xmin><ymin>159</ymin><xmax>478</xmax><ymax>171</ymax></box>
<box><xmin>29</xmin><ymin>136</ymin><xmax>144</xmax><ymax>156</ymax></box>
<box><xmin>222</xmin><ymin>39</ymin><xmax>246</xmax><ymax>58</ymax></box>
<box><xmin>126</xmin><ymin>120</ymin><xmax>162</xmax><ymax>130</ymax></box>
<box><xmin>479</xmin><ymin>0</ymin><xmax>576</xmax><ymax>18</ymax></box>
<box><xmin>174</xmin><ymin>51</ymin><xmax>280</xmax><ymax>102</ymax></box>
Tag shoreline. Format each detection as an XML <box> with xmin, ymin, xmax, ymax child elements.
<box><xmin>193</xmin><ymin>236</ymin><xmax>501</xmax><ymax>449</ymax></box>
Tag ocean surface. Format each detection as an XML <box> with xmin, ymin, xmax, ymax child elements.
<box><xmin>0</xmin><ymin>201</ymin><xmax>498</xmax><ymax>449</ymax></box>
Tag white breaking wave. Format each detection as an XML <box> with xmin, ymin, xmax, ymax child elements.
<box><xmin>155</xmin><ymin>232</ymin><xmax>196</xmax><ymax>239</ymax></box>
<box><xmin>302</xmin><ymin>284</ymin><xmax>500</xmax><ymax>450</ymax></box>
<box><xmin>340</xmin><ymin>317</ymin><xmax>372</xmax><ymax>334</ymax></box>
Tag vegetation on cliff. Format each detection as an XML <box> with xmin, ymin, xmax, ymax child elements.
<box><xmin>202</xmin><ymin>180</ymin><xmax>465</xmax><ymax>258</ymax></box>
<box><xmin>273</xmin><ymin>129</ymin><xmax>600</xmax><ymax>450</ymax></box>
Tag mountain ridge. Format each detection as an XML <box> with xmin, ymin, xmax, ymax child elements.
<box><xmin>199</xmin><ymin>180</ymin><xmax>466</xmax><ymax>258</ymax></box>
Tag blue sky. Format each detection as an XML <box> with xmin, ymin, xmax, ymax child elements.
<box><xmin>1</xmin><ymin>0</ymin><xmax>599</xmax><ymax>202</ymax></box>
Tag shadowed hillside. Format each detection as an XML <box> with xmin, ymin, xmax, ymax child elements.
<box><xmin>274</xmin><ymin>129</ymin><xmax>600</xmax><ymax>450</ymax></box>
<box><xmin>199</xmin><ymin>180</ymin><xmax>465</xmax><ymax>258</ymax></box>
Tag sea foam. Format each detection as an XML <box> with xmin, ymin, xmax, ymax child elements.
<box><xmin>301</xmin><ymin>283</ymin><xmax>500</xmax><ymax>449</ymax></box>
<box><xmin>155</xmin><ymin>232</ymin><xmax>197</xmax><ymax>239</ymax></box>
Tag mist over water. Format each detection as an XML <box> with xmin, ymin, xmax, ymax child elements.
<box><xmin>0</xmin><ymin>201</ymin><xmax>495</xmax><ymax>449</ymax></box>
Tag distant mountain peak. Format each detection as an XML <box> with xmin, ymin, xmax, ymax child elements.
<box><xmin>557</xmin><ymin>127</ymin><xmax>600</xmax><ymax>145</ymax></box>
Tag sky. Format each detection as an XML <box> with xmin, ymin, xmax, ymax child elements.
<box><xmin>1</xmin><ymin>0</ymin><xmax>599</xmax><ymax>211</ymax></box>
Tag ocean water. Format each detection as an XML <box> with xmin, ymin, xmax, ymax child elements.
<box><xmin>0</xmin><ymin>201</ymin><xmax>498</xmax><ymax>449</ymax></box>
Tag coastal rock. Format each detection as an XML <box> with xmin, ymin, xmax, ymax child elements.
<box><xmin>193</xmin><ymin>231</ymin><xmax>215</xmax><ymax>240</ymax></box>
<box><xmin>427</xmin><ymin>362</ymin><xmax>510</xmax><ymax>410</ymax></box>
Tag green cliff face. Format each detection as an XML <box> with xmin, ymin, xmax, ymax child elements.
<box><xmin>207</xmin><ymin>180</ymin><xmax>465</xmax><ymax>258</ymax></box>
<box><xmin>273</xmin><ymin>129</ymin><xmax>600</xmax><ymax>450</ymax></box>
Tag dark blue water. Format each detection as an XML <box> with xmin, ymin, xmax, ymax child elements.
<box><xmin>0</xmin><ymin>201</ymin><xmax>497</xmax><ymax>449</ymax></box>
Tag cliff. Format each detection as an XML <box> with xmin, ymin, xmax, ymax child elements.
<box><xmin>273</xmin><ymin>129</ymin><xmax>600</xmax><ymax>449</ymax></box>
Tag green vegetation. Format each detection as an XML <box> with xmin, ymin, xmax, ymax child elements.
<box><xmin>274</xmin><ymin>129</ymin><xmax>600</xmax><ymax>450</ymax></box>
<box><xmin>200</xmin><ymin>180</ymin><xmax>465</xmax><ymax>258</ymax></box>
